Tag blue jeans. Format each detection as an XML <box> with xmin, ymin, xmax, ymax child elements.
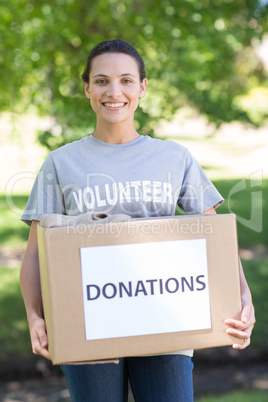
<box><xmin>61</xmin><ymin>354</ymin><xmax>194</xmax><ymax>401</ymax></box>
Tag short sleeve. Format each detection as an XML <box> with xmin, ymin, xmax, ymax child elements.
<box><xmin>177</xmin><ymin>150</ymin><xmax>223</xmax><ymax>214</ymax></box>
<box><xmin>21</xmin><ymin>155</ymin><xmax>65</xmax><ymax>226</ymax></box>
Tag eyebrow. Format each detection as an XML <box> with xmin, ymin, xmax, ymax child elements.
<box><xmin>93</xmin><ymin>73</ymin><xmax>136</xmax><ymax>78</ymax></box>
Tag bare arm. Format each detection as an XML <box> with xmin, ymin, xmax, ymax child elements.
<box><xmin>202</xmin><ymin>207</ymin><xmax>255</xmax><ymax>349</ymax></box>
<box><xmin>224</xmin><ymin>259</ymin><xmax>255</xmax><ymax>349</ymax></box>
<box><xmin>20</xmin><ymin>220</ymin><xmax>51</xmax><ymax>360</ymax></box>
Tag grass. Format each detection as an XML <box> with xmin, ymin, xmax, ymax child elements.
<box><xmin>198</xmin><ymin>390</ymin><xmax>268</xmax><ymax>401</ymax></box>
<box><xmin>0</xmin><ymin>194</ymin><xmax>30</xmax><ymax>247</ymax></box>
<box><xmin>213</xmin><ymin>178</ymin><xmax>267</xmax><ymax>248</ymax></box>
<box><xmin>0</xmin><ymin>268</ymin><xmax>31</xmax><ymax>359</ymax></box>
<box><xmin>242</xmin><ymin>257</ymin><xmax>268</xmax><ymax>348</ymax></box>
<box><xmin>212</xmin><ymin>178</ymin><xmax>268</xmax><ymax>350</ymax></box>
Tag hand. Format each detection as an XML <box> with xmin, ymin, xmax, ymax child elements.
<box><xmin>29</xmin><ymin>317</ymin><xmax>51</xmax><ymax>360</ymax></box>
<box><xmin>224</xmin><ymin>293</ymin><xmax>255</xmax><ymax>350</ymax></box>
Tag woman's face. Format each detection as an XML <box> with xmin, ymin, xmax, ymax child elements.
<box><xmin>84</xmin><ymin>53</ymin><xmax>147</xmax><ymax>126</ymax></box>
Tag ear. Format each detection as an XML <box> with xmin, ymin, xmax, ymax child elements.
<box><xmin>139</xmin><ymin>78</ymin><xmax>147</xmax><ymax>98</ymax></box>
<box><xmin>84</xmin><ymin>82</ymin><xmax>90</xmax><ymax>100</ymax></box>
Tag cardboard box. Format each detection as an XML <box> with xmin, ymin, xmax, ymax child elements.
<box><xmin>37</xmin><ymin>214</ymin><xmax>242</xmax><ymax>365</ymax></box>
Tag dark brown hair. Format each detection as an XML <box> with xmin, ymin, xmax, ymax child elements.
<box><xmin>81</xmin><ymin>39</ymin><xmax>146</xmax><ymax>83</ymax></box>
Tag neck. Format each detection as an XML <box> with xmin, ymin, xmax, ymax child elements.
<box><xmin>93</xmin><ymin>121</ymin><xmax>140</xmax><ymax>144</ymax></box>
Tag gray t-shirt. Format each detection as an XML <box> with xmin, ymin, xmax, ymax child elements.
<box><xmin>22</xmin><ymin>135</ymin><xmax>223</xmax><ymax>225</ymax></box>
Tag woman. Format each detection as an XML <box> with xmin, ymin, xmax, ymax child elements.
<box><xmin>20</xmin><ymin>39</ymin><xmax>255</xmax><ymax>401</ymax></box>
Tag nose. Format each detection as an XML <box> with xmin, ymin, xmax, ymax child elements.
<box><xmin>106</xmin><ymin>82</ymin><xmax>122</xmax><ymax>98</ymax></box>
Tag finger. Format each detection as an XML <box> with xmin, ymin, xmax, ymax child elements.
<box><xmin>226</xmin><ymin>326</ymin><xmax>251</xmax><ymax>340</ymax></box>
<box><xmin>240</xmin><ymin>303</ymin><xmax>252</xmax><ymax>324</ymax></box>
<box><xmin>224</xmin><ymin>315</ymin><xmax>255</xmax><ymax>330</ymax></box>
<box><xmin>32</xmin><ymin>341</ymin><xmax>51</xmax><ymax>360</ymax></box>
<box><xmin>42</xmin><ymin>349</ymin><xmax>51</xmax><ymax>360</ymax></box>
<box><xmin>31</xmin><ymin>330</ymin><xmax>51</xmax><ymax>360</ymax></box>
<box><xmin>226</xmin><ymin>325</ymin><xmax>253</xmax><ymax>350</ymax></box>
<box><xmin>39</xmin><ymin>333</ymin><xmax>48</xmax><ymax>348</ymax></box>
<box><xmin>233</xmin><ymin>336</ymin><xmax>251</xmax><ymax>350</ymax></box>
<box><xmin>224</xmin><ymin>319</ymin><xmax>247</xmax><ymax>331</ymax></box>
<box><xmin>33</xmin><ymin>344</ymin><xmax>51</xmax><ymax>359</ymax></box>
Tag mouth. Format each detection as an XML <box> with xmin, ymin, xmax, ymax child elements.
<box><xmin>102</xmin><ymin>102</ymin><xmax>127</xmax><ymax>109</ymax></box>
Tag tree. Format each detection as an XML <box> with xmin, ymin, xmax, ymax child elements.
<box><xmin>1</xmin><ymin>0</ymin><xmax>267</xmax><ymax>149</ymax></box>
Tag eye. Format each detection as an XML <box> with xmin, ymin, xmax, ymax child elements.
<box><xmin>95</xmin><ymin>79</ymin><xmax>107</xmax><ymax>85</ymax></box>
<box><xmin>122</xmin><ymin>78</ymin><xmax>133</xmax><ymax>84</ymax></box>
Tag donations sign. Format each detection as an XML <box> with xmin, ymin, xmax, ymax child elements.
<box><xmin>80</xmin><ymin>239</ymin><xmax>211</xmax><ymax>341</ymax></box>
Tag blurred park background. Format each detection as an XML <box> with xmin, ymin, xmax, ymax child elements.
<box><xmin>0</xmin><ymin>0</ymin><xmax>268</xmax><ymax>400</ymax></box>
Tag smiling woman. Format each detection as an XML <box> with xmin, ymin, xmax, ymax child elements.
<box><xmin>83</xmin><ymin>52</ymin><xmax>147</xmax><ymax>143</ymax></box>
<box><xmin>20</xmin><ymin>39</ymin><xmax>255</xmax><ymax>402</ymax></box>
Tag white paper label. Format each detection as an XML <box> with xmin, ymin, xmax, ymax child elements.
<box><xmin>80</xmin><ymin>239</ymin><xmax>211</xmax><ymax>340</ymax></box>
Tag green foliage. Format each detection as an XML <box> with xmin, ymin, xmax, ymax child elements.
<box><xmin>234</xmin><ymin>87</ymin><xmax>268</xmax><ymax>125</ymax></box>
<box><xmin>1</xmin><ymin>0</ymin><xmax>267</xmax><ymax>149</ymax></box>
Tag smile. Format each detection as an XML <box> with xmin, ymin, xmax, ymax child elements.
<box><xmin>103</xmin><ymin>102</ymin><xmax>126</xmax><ymax>108</ymax></box>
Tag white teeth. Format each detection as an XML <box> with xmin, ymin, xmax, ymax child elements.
<box><xmin>104</xmin><ymin>103</ymin><xmax>125</xmax><ymax>108</ymax></box>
